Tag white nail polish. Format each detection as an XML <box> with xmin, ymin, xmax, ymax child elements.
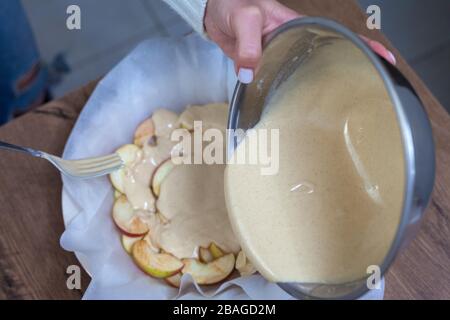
<box><xmin>238</xmin><ymin>68</ymin><xmax>254</xmax><ymax>84</ymax></box>
<box><xmin>388</xmin><ymin>51</ymin><xmax>396</xmax><ymax>65</ymax></box>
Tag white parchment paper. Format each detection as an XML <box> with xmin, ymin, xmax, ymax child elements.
<box><xmin>60</xmin><ymin>34</ymin><xmax>384</xmax><ymax>300</ymax></box>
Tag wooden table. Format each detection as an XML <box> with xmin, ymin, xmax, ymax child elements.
<box><xmin>0</xmin><ymin>0</ymin><xmax>449</xmax><ymax>299</ymax></box>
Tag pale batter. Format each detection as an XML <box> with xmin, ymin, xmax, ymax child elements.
<box><xmin>121</xmin><ymin>103</ymin><xmax>239</xmax><ymax>259</ymax></box>
<box><xmin>156</xmin><ymin>163</ymin><xmax>240</xmax><ymax>258</ymax></box>
<box><xmin>225</xmin><ymin>39</ymin><xmax>405</xmax><ymax>284</ymax></box>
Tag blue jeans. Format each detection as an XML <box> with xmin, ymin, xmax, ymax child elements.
<box><xmin>0</xmin><ymin>0</ymin><xmax>48</xmax><ymax>124</ymax></box>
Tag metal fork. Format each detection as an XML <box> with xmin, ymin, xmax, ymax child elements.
<box><xmin>0</xmin><ymin>140</ymin><xmax>123</xmax><ymax>179</ymax></box>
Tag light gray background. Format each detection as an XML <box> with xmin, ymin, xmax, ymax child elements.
<box><xmin>22</xmin><ymin>0</ymin><xmax>450</xmax><ymax>113</ymax></box>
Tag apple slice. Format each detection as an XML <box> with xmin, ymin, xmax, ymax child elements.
<box><xmin>114</xmin><ymin>190</ymin><xmax>122</xmax><ymax>200</ymax></box>
<box><xmin>235</xmin><ymin>250</ymin><xmax>246</xmax><ymax>270</ymax></box>
<box><xmin>132</xmin><ymin>240</ymin><xmax>184</xmax><ymax>279</ymax></box>
<box><xmin>121</xmin><ymin>234</ymin><xmax>143</xmax><ymax>254</ymax></box>
<box><xmin>209</xmin><ymin>242</ymin><xmax>225</xmax><ymax>259</ymax></box>
<box><xmin>199</xmin><ymin>246</ymin><xmax>214</xmax><ymax>263</ymax></box>
<box><xmin>143</xmin><ymin>233</ymin><xmax>160</xmax><ymax>254</ymax></box>
<box><xmin>151</xmin><ymin>159</ymin><xmax>175</xmax><ymax>197</ymax></box>
<box><xmin>235</xmin><ymin>251</ymin><xmax>257</xmax><ymax>277</ymax></box>
<box><xmin>112</xmin><ymin>195</ymin><xmax>149</xmax><ymax>236</ymax></box>
<box><xmin>134</xmin><ymin>118</ymin><xmax>155</xmax><ymax>147</ymax></box>
<box><xmin>239</xmin><ymin>263</ymin><xmax>257</xmax><ymax>277</ymax></box>
<box><xmin>165</xmin><ymin>272</ymin><xmax>182</xmax><ymax>288</ymax></box>
<box><xmin>199</xmin><ymin>243</ymin><xmax>224</xmax><ymax>263</ymax></box>
<box><xmin>109</xmin><ymin>144</ymin><xmax>140</xmax><ymax>193</ymax></box>
<box><xmin>182</xmin><ymin>253</ymin><xmax>235</xmax><ymax>285</ymax></box>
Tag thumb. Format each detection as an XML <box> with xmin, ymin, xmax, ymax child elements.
<box><xmin>231</xmin><ymin>6</ymin><xmax>264</xmax><ymax>83</ymax></box>
<box><xmin>267</xmin><ymin>1</ymin><xmax>302</xmax><ymax>25</ymax></box>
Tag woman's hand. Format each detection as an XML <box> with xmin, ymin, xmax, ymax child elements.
<box><xmin>205</xmin><ymin>0</ymin><xmax>300</xmax><ymax>83</ymax></box>
<box><xmin>204</xmin><ymin>0</ymin><xmax>396</xmax><ymax>84</ymax></box>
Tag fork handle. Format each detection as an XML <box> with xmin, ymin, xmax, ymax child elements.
<box><xmin>0</xmin><ymin>140</ymin><xmax>43</xmax><ymax>158</ymax></box>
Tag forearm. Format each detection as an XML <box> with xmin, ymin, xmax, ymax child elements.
<box><xmin>163</xmin><ymin>0</ymin><xmax>208</xmax><ymax>37</ymax></box>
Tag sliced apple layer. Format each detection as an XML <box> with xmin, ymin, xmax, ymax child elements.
<box><xmin>113</xmin><ymin>195</ymin><xmax>149</xmax><ymax>236</ymax></box>
<box><xmin>151</xmin><ymin>159</ymin><xmax>175</xmax><ymax>197</ymax></box>
<box><xmin>182</xmin><ymin>253</ymin><xmax>235</xmax><ymax>285</ymax></box>
<box><xmin>165</xmin><ymin>272</ymin><xmax>182</xmax><ymax>288</ymax></box>
<box><xmin>121</xmin><ymin>235</ymin><xmax>143</xmax><ymax>254</ymax></box>
<box><xmin>132</xmin><ymin>240</ymin><xmax>184</xmax><ymax>279</ymax></box>
<box><xmin>134</xmin><ymin>118</ymin><xmax>155</xmax><ymax>147</ymax></box>
<box><xmin>114</xmin><ymin>190</ymin><xmax>122</xmax><ymax>200</ymax></box>
<box><xmin>199</xmin><ymin>246</ymin><xmax>214</xmax><ymax>263</ymax></box>
<box><xmin>235</xmin><ymin>251</ymin><xmax>257</xmax><ymax>277</ymax></box>
<box><xmin>209</xmin><ymin>243</ymin><xmax>225</xmax><ymax>259</ymax></box>
<box><xmin>110</xmin><ymin>144</ymin><xmax>140</xmax><ymax>193</ymax></box>
<box><xmin>199</xmin><ymin>243</ymin><xmax>225</xmax><ymax>263</ymax></box>
<box><xmin>111</xmin><ymin>105</ymin><xmax>244</xmax><ymax>288</ymax></box>
<box><xmin>143</xmin><ymin>233</ymin><xmax>161</xmax><ymax>254</ymax></box>
<box><xmin>235</xmin><ymin>250</ymin><xmax>246</xmax><ymax>270</ymax></box>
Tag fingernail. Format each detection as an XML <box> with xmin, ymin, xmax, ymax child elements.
<box><xmin>238</xmin><ymin>68</ymin><xmax>254</xmax><ymax>84</ymax></box>
<box><xmin>387</xmin><ymin>51</ymin><xmax>396</xmax><ymax>65</ymax></box>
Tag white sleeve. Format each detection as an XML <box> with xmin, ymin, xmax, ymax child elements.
<box><xmin>163</xmin><ymin>0</ymin><xmax>209</xmax><ymax>37</ymax></box>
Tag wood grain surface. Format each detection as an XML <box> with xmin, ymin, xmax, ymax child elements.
<box><xmin>0</xmin><ymin>0</ymin><xmax>448</xmax><ymax>299</ymax></box>
<box><xmin>0</xmin><ymin>84</ymin><xmax>96</xmax><ymax>299</ymax></box>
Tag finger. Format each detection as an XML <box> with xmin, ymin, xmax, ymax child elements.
<box><xmin>264</xmin><ymin>1</ymin><xmax>302</xmax><ymax>33</ymax></box>
<box><xmin>214</xmin><ymin>33</ymin><xmax>237</xmax><ymax>60</ymax></box>
<box><xmin>360</xmin><ymin>35</ymin><xmax>396</xmax><ymax>65</ymax></box>
<box><xmin>231</xmin><ymin>6</ymin><xmax>264</xmax><ymax>83</ymax></box>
